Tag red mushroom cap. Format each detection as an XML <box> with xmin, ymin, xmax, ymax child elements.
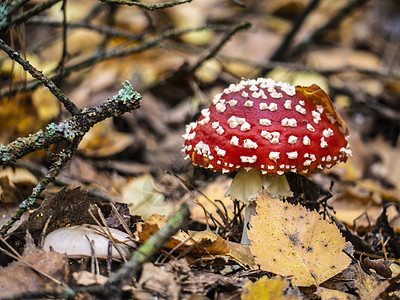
<box><xmin>183</xmin><ymin>78</ymin><xmax>352</xmax><ymax>176</ymax></box>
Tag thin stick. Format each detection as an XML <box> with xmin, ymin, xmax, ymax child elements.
<box><xmin>100</xmin><ymin>0</ymin><xmax>192</xmax><ymax>11</ymax></box>
<box><xmin>102</xmin><ymin>203</ymin><xmax>190</xmax><ymax>297</ymax></box>
<box><xmin>379</xmin><ymin>228</ymin><xmax>388</xmax><ymax>260</ymax></box>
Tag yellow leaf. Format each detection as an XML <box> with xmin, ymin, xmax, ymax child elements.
<box><xmin>32</xmin><ymin>87</ymin><xmax>60</xmax><ymax>123</ymax></box>
<box><xmin>249</xmin><ymin>192</ymin><xmax>352</xmax><ymax>286</ymax></box>
<box><xmin>121</xmin><ymin>174</ymin><xmax>175</xmax><ymax>220</ymax></box>
<box><xmin>78</xmin><ymin>120</ymin><xmax>134</xmax><ymax>157</ymax></box>
<box><xmin>0</xmin><ymin>167</ymin><xmax>37</xmax><ymax>203</ymax></box>
<box><xmin>241</xmin><ymin>276</ymin><xmax>294</xmax><ymax>300</ymax></box>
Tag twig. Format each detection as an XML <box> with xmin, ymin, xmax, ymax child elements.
<box><xmin>287</xmin><ymin>0</ymin><xmax>370</xmax><ymax>58</ymax></box>
<box><xmin>0</xmin><ymin>134</ymin><xmax>83</xmax><ymax>235</ymax></box>
<box><xmin>57</xmin><ymin>0</ymin><xmax>68</xmax><ymax>77</ymax></box>
<box><xmin>0</xmin><ymin>38</ymin><xmax>81</xmax><ymax>115</ymax></box>
<box><xmin>100</xmin><ymin>0</ymin><xmax>192</xmax><ymax>11</ymax></box>
<box><xmin>63</xmin><ymin>24</ymin><xmax>240</xmax><ymax>76</ymax></box>
<box><xmin>1</xmin><ymin>0</ymin><xmax>63</xmax><ymax>32</ymax></box>
<box><xmin>106</xmin><ymin>203</ymin><xmax>189</xmax><ymax>290</ymax></box>
<box><xmin>221</xmin><ymin>55</ymin><xmax>400</xmax><ymax>80</ymax></box>
<box><xmin>0</xmin><ymin>0</ymin><xmax>30</xmax><ymax>30</ymax></box>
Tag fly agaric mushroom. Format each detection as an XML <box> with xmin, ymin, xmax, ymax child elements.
<box><xmin>183</xmin><ymin>78</ymin><xmax>351</xmax><ymax>244</ymax></box>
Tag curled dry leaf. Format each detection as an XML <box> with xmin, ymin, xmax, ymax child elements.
<box><xmin>295</xmin><ymin>84</ymin><xmax>348</xmax><ymax>135</ymax></box>
<box><xmin>0</xmin><ymin>167</ymin><xmax>37</xmax><ymax>203</ymax></box>
<box><xmin>136</xmin><ymin>214</ymin><xmax>255</xmax><ymax>267</ymax></box>
<box><xmin>248</xmin><ymin>192</ymin><xmax>353</xmax><ymax>286</ymax></box>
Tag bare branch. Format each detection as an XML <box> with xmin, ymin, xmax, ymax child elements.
<box><xmin>100</xmin><ymin>0</ymin><xmax>192</xmax><ymax>11</ymax></box>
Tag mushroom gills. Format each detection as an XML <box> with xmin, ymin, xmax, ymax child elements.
<box><xmin>224</xmin><ymin>168</ymin><xmax>293</xmax><ymax>204</ymax></box>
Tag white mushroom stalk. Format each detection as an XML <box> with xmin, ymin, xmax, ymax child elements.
<box><xmin>224</xmin><ymin>168</ymin><xmax>293</xmax><ymax>205</ymax></box>
<box><xmin>225</xmin><ymin>168</ymin><xmax>293</xmax><ymax>244</ymax></box>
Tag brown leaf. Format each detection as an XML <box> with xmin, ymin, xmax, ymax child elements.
<box><xmin>73</xmin><ymin>270</ymin><xmax>108</xmax><ymax>286</ymax></box>
<box><xmin>363</xmin><ymin>257</ymin><xmax>393</xmax><ymax>278</ymax></box>
<box><xmin>354</xmin><ymin>263</ymin><xmax>381</xmax><ymax>298</ymax></box>
<box><xmin>0</xmin><ymin>167</ymin><xmax>37</xmax><ymax>205</ymax></box>
<box><xmin>315</xmin><ymin>287</ymin><xmax>358</xmax><ymax>300</ymax></box>
<box><xmin>136</xmin><ymin>214</ymin><xmax>255</xmax><ymax>267</ymax></box>
<box><xmin>135</xmin><ymin>262</ymin><xmax>180</xmax><ymax>300</ymax></box>
<box><xmin>296</xmin><ymin>84</ymin><xmax>349</xmax><ymax>135</ymax></box>
<box><xmin>0</xmin><ymin>236</ymin><xmax>68</xmax><ymax>298</ymax></box>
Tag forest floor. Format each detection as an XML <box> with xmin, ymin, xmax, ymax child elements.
<box><xmin>0</xmin><ymin>0</ymin><xmax>400</xmax><ymax>299</ymax></box>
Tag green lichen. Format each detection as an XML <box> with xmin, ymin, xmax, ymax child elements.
<box><xmin>46</xmin><ymin>122</ymin><xmax>57</xmax><ymax>135</ymax></box>
<box><xmin>0</xmin><ymin>1</ymin><xmax>9</xmax><ymax>29</ymax></box>
<box><xmin>46</xmin><ymin>121</ymin><xmax>75</xmax><ymax>139</ymax></box>
<box><xmin>110</xmin><ymin>80</ymin><xmax>141</xmax><ymax>104</ymax></box>
<box><xmin>0</xmin><ymin>143</ymin><xmax>9</xmax><ymax>162</ymax></box>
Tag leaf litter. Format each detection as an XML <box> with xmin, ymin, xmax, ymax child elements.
<box><xmin>1</xmin><ymin>0</ymin><xmax>400</xmax><ymax>299</ymax></box>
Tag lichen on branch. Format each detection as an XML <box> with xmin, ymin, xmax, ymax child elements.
<box><xmin>0</xmin><ymin>81</ymin><xmax>141</xmax><ymax>235</ymax></box>
<box><xmin>0</xmin><ymin>81</ymin><xmax>141</xmax><ymax>166</ymax></box>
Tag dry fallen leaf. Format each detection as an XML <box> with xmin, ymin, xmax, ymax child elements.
<box><xmin>73</xmin><ymin>271</ymin><xmax>108</xmax><ymax>286</ymax></box>
<box><xmin>135</xmin><ymin>262</ymin><xmax>180</xmax><ymax>300</ymax></box>
<box><xmin>137</xmin><ymin>214</ymin><xmax>255</xmax><ymax>267</ymax></box>
<box><xmin>0</xmin><ymin>235</ymin><xmax>68</xmax><ymax>298</ymax></box>
<box><xmin>315</xmin><ymin>287</ymin><xmax>358</xmax><ymax>300</ymax></box>
<box><xmin>249</xmin><ymin>192</ymin><xmax>353</xmax><ymax>286</ymax></box>
<box><xmin>296</xmin><ymin>83</ymin><xmax>349</xmax><ymax>135</ymax></box>
<box><xmin>0</xmin><ymin>167</ymin><xmax>37</xmax><ymax>202</ymax></box>
<box><xmin>121</xmin><ymin>174</ymin><xmax>176</xmax><ymax>220</ymax></box>
<box><xmin>241</xmin><ymin>276</ymin><xmax>299</xmax><ymax>300</ymax></box>
<box><xmin>78</xmin><ymin>119</ymin><xmax>134</xmax><ymax>158</ymax></box>
<box><xmin>353</xmin><ymin>263</ymin><xmax>381</xmax><ymax>298</ymax></box>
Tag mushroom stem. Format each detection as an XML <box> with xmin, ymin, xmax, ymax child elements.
<box><xmin>224</xmin><ymin>168</ymin><xmax>294</xmax><ymax>244</ymax></box>
<box><xmin>241</xmin><ymin>201</ymin><xmax>256</xmax><ymax>245</ymax></box>
<box><xmin>225</xmin><ymin>168</ymin><xmax>293</xmax><ymax>204</ymax></box>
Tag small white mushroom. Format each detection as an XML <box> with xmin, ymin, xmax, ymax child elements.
<box><xmin>43</xmin><ymin>225</ymin><xmax>136</xmax><ymax>260</ymax></box>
